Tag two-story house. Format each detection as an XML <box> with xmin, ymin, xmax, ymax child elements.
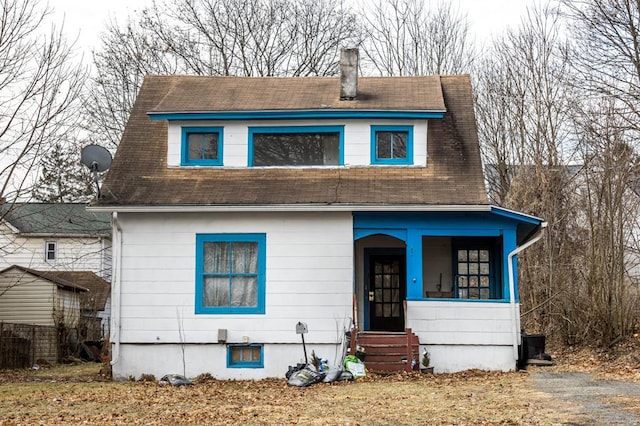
<box><xmin>0</xmin><ymin>202</ymin><xmax>112</xmax><ymax>335</ymax></box>
<box><xmin>91</xmin><ymin>50</ymin><xmax>545</xmax><ymax>380</ymax></box>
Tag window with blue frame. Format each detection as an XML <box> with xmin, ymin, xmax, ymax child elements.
<box><xmin>195</xmin><ymin>234</ymin><xmax>266</xmax><ymax>314</ymax></box>
<box><xmin>371</xmin><ymin>125</ymin><xmax>413</xmax><ymax>165</ymax></box>
<box><xmin>227</xmin><ymin>344</ymin><xmax>264</xmax><ymax>368</ymax></box>
<box><xmin>453</xmin><ymin>238</ymin><xmax>501</xmax><ymax>300</ymax></box>
<box><xmin>181</xmin><ymin>127</ymin><xmax>223</xmax><ymax>165</ymax></box>
<box><xmin>249</xmin><ymin>126</ymin><xmax>344</xmax><ymax>166</ymax></box>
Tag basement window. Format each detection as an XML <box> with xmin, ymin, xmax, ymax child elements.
<box><xmin>249</xmin><ymin>126</ymin><xmax>343</xmax><ymax>166</ymax></box>
<box><xmin>371</xmin><ymin>125</ymin><xmax>413</xmax><ymax>165</ymax></box>
<box><xmin>181</xmin><ymin>127</ymin><xmax>223</xmax><ymax>166</ymax></box>
<box><xmin>227</xmin><ymin>344</ymin><xmax>263</xmax><ymax>368</ymax></box>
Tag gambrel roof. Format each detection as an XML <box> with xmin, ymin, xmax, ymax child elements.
<box><xmin>95</xmin><ymin>75</ymin><xmax>488</xmax><ymax>208</ymax></box>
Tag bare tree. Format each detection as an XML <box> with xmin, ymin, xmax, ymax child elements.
<box><xmin>84</xmin><ymin>0</ymin><xmax>362</xmax><ymax>148</ymax></box>
<box><xmin>474</xmin><ymin>4</ymin><xmax>581</xmax><ymax>337</ymax></box>
<box><xmin>0</xmin><ymin>0</ymin><xmax>85</xmax><ymax>202</ymax></box>
<box><xmin>561</xmin><ymin>0</ymin><xmax>640</xmax><ymax>132</ymax></box>
<box><xmin>360</xmin><ymin>0</ymin><xmax>475</xmax><ymax>76</ymax></box>
<box><xmin>568</xmin><ymin>100</ymin><xmax>640</xmax><ymax>345</ymax></box>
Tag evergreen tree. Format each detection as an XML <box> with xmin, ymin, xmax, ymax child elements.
<box><xmin>32</xmin><ymin>143</ymin><xmax>95</xmax><ymax>202</ymax></box>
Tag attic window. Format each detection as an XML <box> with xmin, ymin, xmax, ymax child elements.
<box><xmin>181</xmin><ymin>127</ymin><xmax>223</xmax><ymax>166</ymax></box>
<box><xmin>371</xmin><ymin>125</ymin><xmax>413</xmax><ymax>165</ymax></box>
<box><xmin>249</xmin><ymin>126</ymin><xmax>344</xmax><ymax>166</ymax></box>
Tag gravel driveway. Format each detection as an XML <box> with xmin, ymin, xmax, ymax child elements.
<box><xmin>531</xmin><ymin>370</ymin><xmax>640</xmax><ymax>425</ymax></box>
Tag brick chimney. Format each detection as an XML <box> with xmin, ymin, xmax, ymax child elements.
<box><xmin>340</xmin><ymin>48</ymin><xmax>358</xmax><ymax>100</ymax></box>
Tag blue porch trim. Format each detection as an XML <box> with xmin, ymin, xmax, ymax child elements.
<box><xmin>353</xmin><ymin>210</ymin><xmax>542</xmax><ymax>303</ymax></box>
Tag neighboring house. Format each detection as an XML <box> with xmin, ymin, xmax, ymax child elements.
<box><xmin>33</xmin><ymin>270</ymin><xmax>112</xmax><ymax>340</ymax></box>
<box><xmin>92</xmin><ymin>50</ymin><xmax>545</xmax><ymax>380</ymax></box>
<box><xmin>0</xmin><ymin>265</ymin><xmax>88</xmax><ymax>328</ymax></box>
<box><xmin>0</xmin><ymin>203</ymin><xmax>112</xmax><ymax>335</ymax></box>
<box><xmin>0</xmin><ymin>203</ymin><xmax>112</xmax><ymax>280</ymax></box>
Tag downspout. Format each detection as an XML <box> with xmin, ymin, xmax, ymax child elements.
<box><xmin>110</xmin><ymin>212</ymin><xmax>122</xmax><ymax>366</ymax></box>
<box><xmin>507</xmin><ymin>222</ymin><xmax>547</xmax><ymax>363</ymax></box>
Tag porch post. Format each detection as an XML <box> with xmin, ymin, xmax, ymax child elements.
<box><xmin>406</xmin><ymin>230</ymin><xmax>422</xmax><ymax>300</ymax></box>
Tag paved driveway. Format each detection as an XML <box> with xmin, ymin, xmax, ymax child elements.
<box><xmin>531</xmin><ymin>371</ymin><xmax>640</xmax><ymax>425</ymax></box>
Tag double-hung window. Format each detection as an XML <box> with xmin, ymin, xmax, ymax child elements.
<box><xmin>181</xmin><ymin>127</ymin><xmax>223</xmax><ymax>166</ymax></box>
<box><xmin>45</xmin><ymin>241</ymin><xmax>57</xmax><ymax>262</ymax></box>
<box><xmin>249</xmin><ymin>126</ymin><xmax>344</xmax><ymax>166</ymax></box>
<box><xmin>371</xmin><ymin>125</ymin><xmax>413</xmax><ymax>165</ymax></box>
<box><xmin>195</xmin><ymin>234</ymin><xmax>266</xmax><ymax>314</ymax></box>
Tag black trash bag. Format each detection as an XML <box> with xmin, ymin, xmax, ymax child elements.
<box><xmin>160</xmin><ymin>374</ymin><xmax>192</xmax><ymax>386</ymax></box>
<box><xmin>285</xmin><ymin>363</ymin><xmax>306</xmax><ymax>379</ymax></box>
<box><xmin>287</xmin><ymin>366</ymin><xmax>325</xmax><ymax>387</ymax></box>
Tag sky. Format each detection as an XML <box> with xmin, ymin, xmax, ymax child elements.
<box><xmin>51</xmin><ymin>0</ymin><xmax>535</xmax><ymax>57</ymax></box>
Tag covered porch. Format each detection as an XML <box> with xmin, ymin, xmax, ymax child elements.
<box><xmin>351</xmin><ymin>206</ymin><xmax>544</xmax><ymax>372</ymax></box>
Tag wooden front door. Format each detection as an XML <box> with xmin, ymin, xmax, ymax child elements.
<box><xmin>368</xmin><ymin>254</ymin><xmax>406</xmax><ymax>331</ymax></box>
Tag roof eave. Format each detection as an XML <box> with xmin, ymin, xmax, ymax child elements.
<box><xmin>88</xmin><ymin>204</ymin><xmax>492</xmax><ymax>213</ymax></box>
<box><xmin>147</xmin><ymin>109</ymin><xmax>446</xmax><ymax>121</ymax></box>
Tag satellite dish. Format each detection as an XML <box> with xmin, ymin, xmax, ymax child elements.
<box><xmin>80</xmin><ymin>145</ymin><xmax>112</xmax><ymax>198</ymax></box>
<box><xmin>81</xmin><ymin>145</ymin><xmax>112</xmax><ymax>172</ymax></box>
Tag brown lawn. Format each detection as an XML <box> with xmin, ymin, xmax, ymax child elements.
<box><xmin>0</xmin><ymin>363</ymin><xmax>575</xmax><ymax>425</ymax></box>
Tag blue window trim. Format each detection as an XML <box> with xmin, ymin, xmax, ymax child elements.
<box><xmin>247</xmin><ymin>125</ymin><xmax>345</xmax><ymax>166</ymax></box>
<box><xmin>227</xmin><ymin>344</ymin><xmax>264</xmax><ymax>368</ymax></box>
<box><xmin>181</xmin><ymin>126</ymin><xmax>224</xmax><ymax>166</ymax></box>
<box><xmin>195</xmin><ymin>233</ymin><xmax>266</xmax><ymax>314</ymax></box>
<box><xmin>149</xmin><ymin>110</ymin><xmax>445</xmax><ymax>121</ymax></box>
<box><xmin>370</xmin><ymin>125</ymin><xmax>413</xmax><ymax>165</ymax></box>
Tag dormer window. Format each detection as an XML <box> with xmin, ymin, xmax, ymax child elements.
<box><xmin>248</xmin><ymin>126</ymin><xmax>344</xmax><ymax>167</ymax></box>
<box><xmin>181</xmin><ymin>127</ymin><xmax>223</xmax><ymax>166</ymax></box>
<box><xmin>371</xmin><ymin>125</ymin><xmax>413</xmax><ymax>165</ymax></box>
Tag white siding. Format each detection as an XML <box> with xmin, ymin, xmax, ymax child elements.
<box><xmin>166</xmin><ymin>119</ymin><xmax>428</xmax><ymax>168</ymax></box>
<box><xmin>114</xmin><ymin>342</ymin><xmax>344</xmax><ymax>380</ymax></box>
<box><xmin>116</xmin><ymin>211</ymin><xmax>354</xmax><ymax>346</ymax></box>
<box><xmin>407</xmin><ymin>300</ymin><xmax>517</xmax><ymax>372</ymax></box>
<box><xmin>0</xmin><ymin>223</ymin><xmax>112</xmax><ymax>279</ymax></box>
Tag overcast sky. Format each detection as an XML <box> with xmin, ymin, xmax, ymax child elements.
<box><xmin>52</xmin><ymin>0</ymin><xmax>535</xmax><ymax>57</ymax></box>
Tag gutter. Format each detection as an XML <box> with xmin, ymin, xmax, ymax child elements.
<box><xmin>110</xmin><ymin>212</ymin><xmax>123</xmax><ymax>366</ymax></box>
<box><xmin>507</xmin><ymin>222</ymin><xmax>548</xmax><ymax>363</ymax></box>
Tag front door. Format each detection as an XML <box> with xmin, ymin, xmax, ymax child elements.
<box><xmin>368</xmin><ymin>254</ymin><xmax>406</xmax><ymax>331</ymax></box>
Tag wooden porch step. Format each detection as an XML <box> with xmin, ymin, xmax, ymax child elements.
<box><xmin>350</xmin><ymin>328</ymin><xmax>420</xmax><ymax>372</ymax></box>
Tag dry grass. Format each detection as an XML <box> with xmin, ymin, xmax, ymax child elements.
<box><xmin>0</xmin><ymin>364</ymin><xmax>575</xmax><ymax>425</ymax></box>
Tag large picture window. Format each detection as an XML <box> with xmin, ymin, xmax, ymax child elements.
<box><xmin>371</xmin><ymin>125</ymin><xmax>413</xmax><ymax>165</ymax></box>
<box><xmin>181</xmin><ymin>127</ymin><xmax>223</xmax><ymax>166</ymax></box>
<box><xmin>195</xmin><ymin>234</ymin><xmax>266</xmax><ymax>314</ymax></box>
<box><xmin>249</xmin><ymin>126</ymin><xmax>343</xmax><ymax>166</ymax></box>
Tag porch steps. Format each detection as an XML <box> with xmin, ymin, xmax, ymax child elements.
<box><xmin>351</xmin><ymin>329</ymin><xmax>420</xmax><ymax>372</ymax></box>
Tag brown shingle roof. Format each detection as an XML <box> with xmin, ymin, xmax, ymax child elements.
<box><xmin>41</xmin><ymin>271</ymin><xmax>110</xmax><ymax>311</ymax></box>
<box><xmin>96</xmin><ymin>75</ymin><xmax>487</xmax><ymax>207</ymax></box>
<box><xmin>150</xmin><ymin>76</ymin><xmax>446</xmax><ymax>113</ymax></box>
